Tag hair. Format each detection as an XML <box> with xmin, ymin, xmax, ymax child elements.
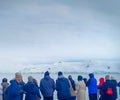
<box><xmin>28</xmin><ymin>76</ymin><xmax>33</xmax><ymax>82</ymax></box>
<box><xmin>111</xmin><ymin>76</ymin><xmax>115</xmax><ymax>80</ymax></box>
<box><xmin>68</xmin><ymin>75</ymin><xmax>76</xmax><ymax>91</ymax></box>
<box><xmin>15</xmin><ymin>72</ymin><xmax>22</xmax><ymax>78</ymax></box>
<box><xmin>105</xmin><ymin>75</ymin><xmax>110</xmax><ymax>80</ymax></box>
<box><xmin>68</xmin><ymin>75</ymin><xmax>72</xmax><ymax>79</ymax></box>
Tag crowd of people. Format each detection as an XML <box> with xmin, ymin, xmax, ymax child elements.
<box><xmin>0</xmin><ymin>71</ymin><xmax>120</xmax><ymax>100</ymax></box>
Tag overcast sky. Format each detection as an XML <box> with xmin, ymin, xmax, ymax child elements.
<box><xmin>0</xmin><ymin>0</ymin><xmax>120</xmax><ymax>72</ymax></box>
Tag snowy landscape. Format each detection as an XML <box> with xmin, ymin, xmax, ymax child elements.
<box><xmin>20</xmin><ymin>59</ymin><xmax>120</xmax><ymax>74</ymax></box>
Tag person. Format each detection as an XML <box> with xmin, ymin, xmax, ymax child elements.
<box><xmin>83</xmin><ymin>78</ymin><xmax>87</xmax><ymax>86</ymax></box>
<box><xmin>118</xmin><ymin>82</ymin><xmax>120</xmax><ymax>87</ymax></box>
<box><xmin>40</xmin><ymin>71</ymin><xmax>55</xmax><ymax>100</ymax></box>
<box><xmin>56</xmin><ymin>71</ymin><xmax>71</xmax><ymax>100</ymax></box>
<box><xmin>33</xmin><ymin>78</ymin><xmax>41</xmax><ymax>100</ymax></box>
<box><xmin>15</xmin><ymin>73</ymin><xmax>25</xmax><ymax>100</ymax></box>
<box><xmin>118</xmin><ymin>82</ymin><xmax>120</xmax><ymax>95</ymax></box>
<box><xmin>1</xmin><ymin>78</ymin><xmax>9</xmax><ymax>100</ymax></box>
<box><xmin>97</xmin><ymin>77</ymin><xmax>104</xmax><ymax>100</ymax></box>
<box><xmin>23</xmin><ymin>76</ymin><xmax>41</xmax><ymax>100</ymax></box>
<box><xmin>5</xmin><ymin>72</ymin><xmax>23</xmax><ymax>100</ymax></box>
<box><xmin>68</xmin><ymin>75</ymin><xmax>76</xmax><ymax>100</ymax></box>
<box><xmin>101</xmin><ymin>75</ymin><xmax>114</xmax><ymax>100</ymax></box>
<box><xmin>111</xmin><ymin>76</ymin><xmax>118</xmax><ymax>100</ymax></box>
<box><xmin>76</xmin><ymin>75</ymin><xmax>86</xmax><ymax>100</ymax></box>
<box><xmin>33</xmin><ymin>78</ymin><xmax>39</xmax><ymax>89</ymax></box>
<box><xmin>87</xmin><ymin>73</ymin><xmax>97</xmax><ymax>100</ymax></box>
<box><xmin>0</xmin><ymin>83</ymin><xmax>3</xmax><ymax>100</ymax></box>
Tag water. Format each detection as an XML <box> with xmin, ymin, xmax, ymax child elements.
<box><xmin>0</xmin><ymin>73</ymin><xmax>120</xmax><ymax>100</ymax></box>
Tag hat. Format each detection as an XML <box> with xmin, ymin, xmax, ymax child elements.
<box><xmin>58</xmin><ymin>71</ymin><xmax>63</xmax><ymax>76</ymax></box>
<box><xmin>44</xmin><ymin>71</ymin><xmax>49</xmax><ymax>76</ymax></box>
<box><xmin>2</xmin><ymin>78</ymin><xmax>8</xmax><ymax>83</ymax></box>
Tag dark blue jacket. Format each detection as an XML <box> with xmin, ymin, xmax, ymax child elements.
<box><xmin>87</xmin><ymin>74</ymin><xmax>97</xmax><ymax>94</ymax></box>
<box><xmin>111</xmin><ymin>80</ymin><xmax>118</xmax><ymax>99</ymax></box>
<box><xmin>101</xmin><ymin>80</ymin><xmax>114</xmax><ymax>100</ymax></box>
<box><xmin>19</xmin><ymin>81</ymin><xmax>25</xmax><ymax>100</ymax></box>
<box><xmin>56</xmin><ymin>76</ymin><xmax>71</xmax><ymax>100</ymax></box>
<box><xmin>118</xmin><ymin>82</ymin><xmax>120</xmax><ymax>87</ymax></box>
<box><xmin>23</xmin><ymin>81</ymin><xmax>41</xmax><ymax>100</ymax></box>
<box><xmin>40</xmin><ymin>76</ymin><xmax>55</xmax><ymax>97</ymax></box>
<box><xmin>6</xmin><ymin>80</ymin><xmax>21</xmax><ymax>100</ymax></box>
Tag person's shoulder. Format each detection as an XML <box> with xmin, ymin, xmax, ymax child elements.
<box><xmin>50</xmin><ymin>77</ymin><xmax>55</xmax><ymax>81</ymax></box>
<box><xmin>40</xmin><ymin>78</ymin><xmax>45</xmax><ymax>82</ymax></box>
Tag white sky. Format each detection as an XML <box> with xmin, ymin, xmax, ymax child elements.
<box><xmin>0</xmin><ymin>0</ymin><xmax>120</xmax><ymax>72</ymax></box>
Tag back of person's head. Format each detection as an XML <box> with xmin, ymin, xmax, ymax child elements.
<box><xmin>68</xmin><ymin>75</ymin><xmax>72</xmax><ymax>79</ymax></box>
<box><xmin>89</xmin><ymin>73</ymin><xmax>94</xmax><ymax>78</ymax></box>
<box><xmin>44</xmin><ymin>71</ymin><xmax>50</xmax><ymax>76</ymax></box>
<box><xmin>15</xmin><ymin>72</ymin><xmax>22</xmax><ymax>79</ymax></box>
<box><xmin>2</xmin><ymin>78</ymin><xmax>8</xmax><ymax>83</ymax></box>
<box><xmin>15</xmin><ymin>72</ymin><xmax>23</xmax><ymax>83</ymax></box>
<box><xmin>111</xmin><ymin>76</ymin><xmax>115</xmax><ymax>80</ymax></box>
<box><xmin>78</xmin><ymin>75</ymin><xmax>83</xmax><ymax>81</ymax></box>
<box><xmin>28</xmin><ymin>76</ymin><xmax>33</xmax><ymax>82</ymax></box>
<box><xmin>105</xmin><ymin>75</ymin><xmax>110</xmax><ymax>81</ymax></box>
<box><xmin>58</xmin><ymin>71</ymin><xmax>63</xmax><ymax>76</ymax></box>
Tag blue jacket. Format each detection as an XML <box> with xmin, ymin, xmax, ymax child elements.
<box><xmin>6</xmin><ymin>80</ymin><xmax>21</xmax><ymax>100</ymax></box>
<box><xmin>40</xmin><ymin>76</ymin><xmax>55</xmax><ymax>97</ymax></box>
<box><xmin>87</xmin><ymin>74</ymin><xmax>97</xmax><ymax>94</ymax></box>
<box><xmin>19</xmin><ymin>81</ymin><xmax>25</xmax><ymax>100</ymax></box>
<box><xmin>56</xmin><ymin>76</ymin><xmax>71</xmax><ymax>100</ymax></box>
<box><xmin>23</xmin><ymin>81</ymin><xmax>41</xmax><ymax>100</ymax></box>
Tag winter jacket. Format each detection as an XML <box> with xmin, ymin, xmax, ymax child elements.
<box><xmin>101</xmin><ymin>80</ymin><xmax>114</xmax><ymax>100</ymax></box>
<box><xmin>1</xmin><ymin>82</ymin><xmax>9</xmax><ymax>100</ymax></box>
<box><xmin>40</xmin><ymin>76</ymin><xmax>55</xmax><ymax>97</ymax></box>
<box><xmin>111</xmin><ymin>80</ymin><xmax>118</xmax><ymax>100</ymax></box>
<box><xmin>23</xmin><ymin>81</ymin><xmax>41</xmax><ymax>100</ymax></box>
<box><xmin>19</xmin><ymin>81</ymin><xmax>25</xmax><ymax>100</ymax></box>
<box><xmin>87</xmin><ymin>73</ymin><xmax>97</xmax><ymax>94</ymax></box>
<box><xmin>76</xmin><ymin>80</ymin><xmax>86</xmax><ymax>100</ymax></box>
<box><xmin>97</xmin><ymin>77</ymin><xmax>105</xmax><ymax>100</ymax></box>
<box><xmin>118</xmin><ymin>82</ymin><xmax>120</xmax><ymax>87</ymax></box>
<box><xmin>68</xmin><ymin>80</ymin><xmax>77</xmax><ymax>96</ymax></box>
<box><xmin>5</xmin><ymin>80</ymin><xmax>21</xmax><ymax>100</ymax></box>
<box><xmin>0</xmin><ymin>85</ymin><xmax>3</xmax><ymax>100</ymax></box>
<box><xmin>56</xmin><ymin>76</ymin><xmax>71</xmax><ymax>100</ymax></box>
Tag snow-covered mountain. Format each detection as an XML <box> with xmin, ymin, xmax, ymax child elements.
<box><xmin>20</xmin><ymin>59</ymin><xmax>120</xmax><ymax>74</ymax></box>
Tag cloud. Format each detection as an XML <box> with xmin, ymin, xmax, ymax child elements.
<box><xmin>0</xmin><ymin>0</ymin><xmax>120</xmax><ymax>72</ymax></box>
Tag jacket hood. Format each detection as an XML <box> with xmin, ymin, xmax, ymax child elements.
<box><xmin>10</xmin><ymin>79</ymin><xmax>18</xmax><ymax>84</ymax></box>
<box><xmin>44</xmin><ymin>76</ymin><xmax>50</xmax><ymax>80</ymax></box>
<box><xmin>98</xmin><ymin>77</ymin><xmax>104</xmax><ymax>87</ymax></box>
<box><xmin>89</xmin><ymin>73</ymin><xmax>94</xmax><ymax>78</ymax></box>
<box><xmin>58</xmin><ymin>76</ymin><xmax>67</xmax><ymax>81</ymax></box>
